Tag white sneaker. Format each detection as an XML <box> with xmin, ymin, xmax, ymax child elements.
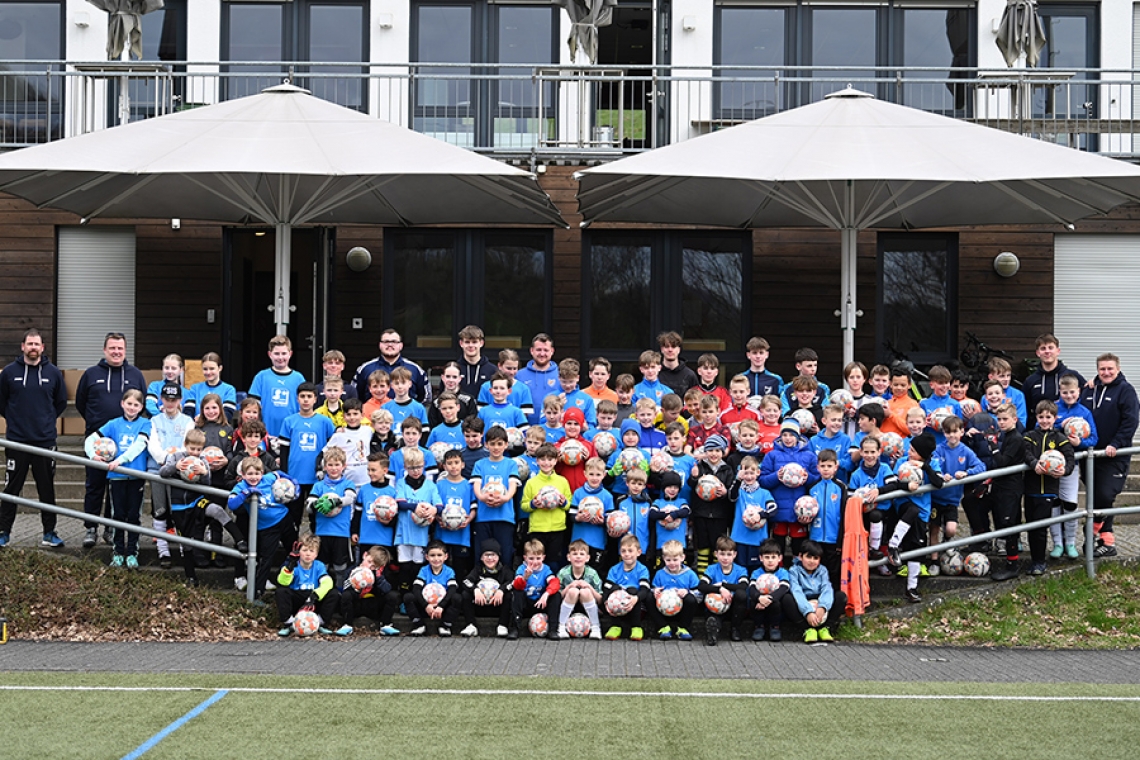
<box><xmin>234</xmin><ymin>577</ymin><xmax>248</xmax><ymax>592</ymax></box>
<box><xmin>410</xmin><ymin>625</ymin><xmax>426</xmax><ymax>636</ymax></box>
<box><xmin>589</xmin><ymin>628</ymin><xmax>602</xmax><ymax>640</ymax></box>
<box><xmin>557</xmin><ymin>625</ymin><xmax>570</xmax><ymax>640</ymax></box>
<box><xmin>264</xmin><ymin>581</ymin><xmax>275</xmax><ymax>591</ymax></box>
<box><xmin>460</xmin><ymin>624</ymin><xmax>479</xmax><ymax>637</ymax></box>
<box><xmin>438</xmin><ymin>626</ymin><xmax>452</xmax><ymax>637</ymax></box>
<box><xmin>496</xmin><ymin>625</ymin><xmax>509</xmax><ymax>638</ymax></box>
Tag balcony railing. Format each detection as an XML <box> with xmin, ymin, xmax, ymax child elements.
<box><xmin>3</xmin><ymin>60</ymin><xmax>1140</xmax><ymax>161</ymax></box>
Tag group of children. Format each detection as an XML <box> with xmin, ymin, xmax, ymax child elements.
<box><xmin>83</xmin><ymin>329</ymin><xmax>1097</xmax><ymax>643</ymax></box>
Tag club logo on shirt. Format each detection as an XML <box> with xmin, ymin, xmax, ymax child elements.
<box><xmin>299</xmin><ymin>432</ymin><xmax>318</xmax><ymax>451</ymax></box>
<box><xmin>271</xmin><ymin>388</ymin><xmax>290</xmax><ymax>406</ymax></box>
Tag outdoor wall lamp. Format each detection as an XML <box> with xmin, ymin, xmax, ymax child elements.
<box><xmin>682</xmin><ymin>16</ymin><xmax>697</xmax><ymax>32</ymax></box>
<box><xmin>378</xmin><ymin>14</ymin><xmax>394</xmax><ymax>29</ymax></box>
<box><xmin>993</xmin><ymin>251</ymin><xmax>1020</xmax><ymax>277</ymax></box>
<box><xmin>346</xmin><ymin>246</ymin><xmax>372</xmax><ymax>272</ymax></box>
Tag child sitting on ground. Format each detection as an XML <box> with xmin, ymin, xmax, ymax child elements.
<box><xmin>648</xmin><ymin>539</ymin><xmax>700</xmax><ymax>641</ymax></box>
<box><xmin>459</xmin><ymin>539</ymin><xmax>514</xmax><ymax>638</ymax></box>
<box><xmin>781</xmin><ymin>540</ymin><xmax>847</xmax><ymax>643</ymax></box>
<box><xmin>275</xmin><ymin>535</ymin><xmax>339</xmax><ymax>637</ymax></box>
<box><xmin>602</xmin><ymin>534</ymin><xmax>651</xmax><ymax>641</ymax></box>
<box><xmin>555</xmin><ymin>539</ymin><xmax>604</xmax><ymax>639</ymax></box>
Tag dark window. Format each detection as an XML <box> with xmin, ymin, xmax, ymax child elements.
<box><xmin>876</xmin><ymin>233</ymin><xmax>958</xmax><ymax>365</ymax></box>
<box><xmin>586</xmin><ymin>234</ymin><xmax>653</xmax><ymax>351</ymax></box>
<box><xmin>1034</xmin><ymin>4</ymin><xmax>1099</xmax><ymax>150</ymax></box>
<box><xmin>0</xmin><ymin>1</ymin><xmax>63</xmax><ymax>144</ymax></box>
<box><xmin>389</xmin><ymin>233</ymin><xmax>457</xmax><ymax>348</ymax></box>
<box><xmin>715</xmin><ymin>7</ymin><xmax>787</xmax><ymax>119</ymax></box>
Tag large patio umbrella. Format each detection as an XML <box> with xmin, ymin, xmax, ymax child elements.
<box><xmin>87</xmin><ymin>0</ymin><xmax>165</xmax><ymax>60</ymax></box>
<box><xmin>996</xmin><ymin>0</ymin><xmax>1047</xmax><ymax>68</ymax></box>
<box><xmin>0</xmin><ymin>83</ymin><xmax>564</xmax><ymax>334</ymax></box>
<box><xmin>576</xmin><ymin>88</ymin><xmax>1140</xmax><ymax>365</ymax></box>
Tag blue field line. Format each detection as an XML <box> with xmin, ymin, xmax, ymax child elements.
<box><xmin>121</xmin><ymin>689</ymin><xmax>228</xmax><ymax>760</ymax></box>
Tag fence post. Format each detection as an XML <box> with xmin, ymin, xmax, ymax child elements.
<box><xmin>1085</xmin><ymin>451</ymin><xmax>1097</xmax><ymax>579</ymax></box>
<box><xmin>246</xmin><ymin>492</ymin><xmax>260</xmax><ymax>603</ymax></box>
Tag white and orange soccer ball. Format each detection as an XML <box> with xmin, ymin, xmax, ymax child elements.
<box><xmin>476</xmin><ymin>578</ymin><xmax>501</xmax><ymax>601</ymax></box>
<box><xmin>347</xmin><ymin>566</ymin><xmax>375</xmax><ymax>593</ymax></box>
<box><xmin>177</xmin><ymin>456</ymin><xmax>209</xmax><ymax>483</ymax></box>
<box><xmin>201</xmin><ymin>446</ymin><xmax>228</xmax><ymax>470</ymax></box>
<box><xmin>370</xmin><ymin>495</ymin><xmax>398</xmax><ymax>524</ymax></box>
<box><xmin>566</xmin><ymin>613</ymin><xmax>591</xmax><ymax>638</ymax></box>
<box><xmin>533</xmin><ymin>486</ymin><xmax>565</xmax><ymax>510</ymax></box>
<box><xmin>753</xmin><ymin>573</ymin><xmax>782</xmax><ymax>595</ymax></box>
<box><xmin>741</xmin><ymin>506</ymin><xmax>767</xmax><ymax>530</ymax></box>
<box><xmin>927</xmin><ymin>407</ymin><xmax>954</xmax><ymax>433</ymax></box>
<box><xmin>560</xmin><ymin>439</ymin><xmax>590</xmax><ymax>467</ymax></box>
<box><xmin>506</xmin><ymin>427</ymin><xmax>525</xmax><ymax>449</ymax></box>
<box><xmin>271</xmin><ymin>476</ymin><xmax>297</xmax><ymax>504</ymax></box>
<box><xmin>790</xmin><ymin>409</ymin><xmax>818</xmax><ymax>435</ymax></box>
<box><xmin>794</xmin><ymin>495</ymin><xmax>819</xmax><ymax>524</ymax></box>
<box><xmin>617</xmin><ymin>448</ymin><xmax>647</xmax><ymax>473</ymax></box>
<box><xmin>513</xmin><ymin>456</ymin><xmax>531</xmax><ymax>482</ymax></box>
<box><xmin>440</xmin><ymin>503</ymin><xmax>467</xmax><ymax>531</ymax></box>
<box><xmin>422</xmin><ymin>582</ymin><xmax>446</xmax><ymax>605</ymax></box>
<box><xmin>429</xmin><ymin>442</ymin><xmax>454</xmax><ymax>465</ymax></box>
<box><xmin>605</xmin><ymin>589</ymin><xmax>633</xmax><ymax>617</ymax></box>
<box><xmin>704</xmin><ymin>593</ymin><xmax>731</xmax><ymax>615</ymax></box>
<box><xmin>695</xmin><ymin>475</ymin><xmax>722</xmax><ymax>501</ymax></box>
<box><xmin>591</xmin><ymin>431</ymin><xmax>619</xmax><ymax>459</ymax></box>
<box><xmin>1038</xmin><ymin>449</ymin><xmax>1068</xmax><ymax>478</ymax></box>
<box><xmin>92</xmin><ymin>437</ymin><xmax>117</xmax><ymax>461</ymax></box>
<box><xmin>605</xmin><ymin>510</ymin><xmax>631</xmax><ymax>538</ymax></box>
<box><xmin>895</xmin><ymin>460</ymin><xmax>925</xmax><ymax>486</ymax></box>
<box><xmin>879</xmin><ymin>432</ymin><xmax>905</xmax><ymax>461</ymax></box>
<box><xmin>829</xmin><ymin>389</ymin><xmax>855</xmax><ymax>411</ymax></box>
<box><xmin>292</xmin><ymin>609</ymin><xmax>321</xmax><ymax>637</ymax></box>
<box><xmin>958</xmin><ymin>399</ymin><xmax>982</xmax><ymax>419</ymax></box>
<box><xmin>778</xmin><ymin>463</ymin><xmax>809</xmax><ymax>488</ymax></box>
<box><xmin>656</xmin><ymin>588</ymin><xmax>683</xmax><ymax>616</ymax></box>
<box><xmin>528</xmin><ymin>612</ymin><xmax>549</xmax><ymax>637</ymax></box>
<box><xmin>577</xmin><ymin>496</ymin><xmax>605</xmax><ymax>523</ymax></box>
<box><xmin>1062</xmin><ymin>417</ymin><xmax>1091</xmax><ymax>442</ymax></box>
<box><xmin>649</xmin><ymin>451</ymin><xmax>674</xmax><ymax>473</ymax></box>
<box><xmin>481</xmin><ymin>481</ymin><xmax>509</xmax><ymax>502</ymax></box>
<box><xmin>964</xmin><ymin>552</ymin><xmax>991</xmax><ymax>577</ymax></box>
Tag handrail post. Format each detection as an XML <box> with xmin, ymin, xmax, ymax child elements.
<box><xmin>246</xmin><ymin>492</ymin><xmax>260</xmax><ymax>603</ymax></box>
<box><xmin>1085</xmin><ymin>450</ymin><xmax>1097</xmax><ymax>579</ymax></box>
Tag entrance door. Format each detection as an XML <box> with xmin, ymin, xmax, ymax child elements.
<box><xmin>596</xmin><ymin>1</ymin><xmax>668</xmax><ymax>149</ymax></box>
<box><xmin>223</xmin><ymin>227</ymin><xmax>332</xmax><ymax>388</ymax></box>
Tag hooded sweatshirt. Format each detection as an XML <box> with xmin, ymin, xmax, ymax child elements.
<box><xmin>75</xmin><ymin>358</ymin><xmax>147</xmax><ymax>435</ymax></box>
<box><xmin>0</xmin><ymin>354</ymin><xmax>67</xmax><ymax>443</ymax></box>
<box><xmin>758</xmin><ymin>434</ymin><xmax>821</xmax><ymax>522</ymax></box>
<box><xmin>515</xmin><ymin>360</ymin><xmax>560</xmax><ymax>425</ymax></box>
<box><xmin>1081</xmin><ymin>371</ymin><xmax>1140</xmax><ymax>454</ymax></box>
<box><xmin>1024</xmin><ymin>361</ymin><xmax>1086</xmax><ymax>411</ymax></box>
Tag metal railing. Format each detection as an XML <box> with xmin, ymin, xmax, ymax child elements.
<box><xmin>3</xmin><ymin>61</ymin><xmax>1140</xmax><ymax>160</ymax></box>
<box><xmin>0</xmin><ymin>437</ymin><xmax>260</xmax><ymax>603</ymax></box>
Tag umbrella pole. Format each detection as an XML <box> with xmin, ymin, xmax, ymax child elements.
<box><xmin>840</xmin><ymin>181</ymin><xmax>859</xmax><ymax>367</ymax></box>
<box><xmin>274</xmin><ymin>222</ymin><xmax>292</xmax><ymax>336</ymax></box>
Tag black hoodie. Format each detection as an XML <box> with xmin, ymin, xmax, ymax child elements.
<box><xmin>0</xmin><ymin>354</ymin><xmax>67</xmax><ymax>443</ymax></box>
<box><xmin>1081</xmin><ymin>371</ymin><xmax>1140</xmax><ymax>453</ymax></box>
<box><xmin>75</xmin><ymin>358</ymin><xmax>147</xmax><ymax>435</ymax></box>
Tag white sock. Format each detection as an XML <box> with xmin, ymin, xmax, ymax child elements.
<box><xmin>889</xmin><ymin>521</ymin><xmax>911</xmax><ymax>548</ymax></box>
<box><xmin>205</xmin><ymin>503</ymin><xmax>232</xmax><ymax>525</ymax></box>
<box><xmin>583</xmin><ymin>600</ymin><xmax>600</xmax><ymax>630</ymax></box>
<box><xmin>559</xmin><ymin>601</ymin><xmax>574</xmax><ymax>626</ymax></box>
<box><xmin>1050</xmin><ymin>506</ymin><xmax>1063</xmax><ymax>547</ymax></box>
<box><xmin>907</xmin><ymin>563</ymin><xmax>920</xmax><ymax>590</ymax></box>
<box><xmin>153</xmin><ymin>519</ymin><xmax>169</xmax><ymax>556</ymax></box>
<box><xmin>869</xmin><ymin>522</ymin><xmax>883</xmax><ymax>548</ymax></box>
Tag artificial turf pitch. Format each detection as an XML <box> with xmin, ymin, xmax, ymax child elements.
<box><xmin>3</xmin><ymin>673</ymin><xmax>1140</xmax><ymax>759</ymax></box>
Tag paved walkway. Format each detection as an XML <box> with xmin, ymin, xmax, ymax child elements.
<box><xmin>2</xmin><ymin>638</ymin><xmax>1139</xmax><ymax>684</ymax></box>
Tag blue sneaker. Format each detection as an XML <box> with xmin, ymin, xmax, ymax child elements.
<box><xmin>110</xmin><ymin>554</ymin><xmax>125</xmax><ymax>568</ymax></box>
<box><xmin>125</xmin><ymin>555</ymin><xmax>139</xmax><ymax>570</ymax></box>
<box><xmin>41</xmin><ymin>532</ymin><xmax>64</xmax><ymax>548</ymax></box>
<box><xmin>0</xmin><ymin>532</ymin><xmax>9</xmax><ymax>547</ymax></box>
<box><xmin>379</xmin><ymin>625</ymin><xmax>400</xmax><ymax>636</ymax></box>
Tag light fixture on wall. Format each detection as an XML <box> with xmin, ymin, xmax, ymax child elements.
<box><xmin>346</xmin><ymin>246</ymin><xmax>372</xmax><ymax>272</ymax></box>
<box><xmin>993</xmin><ymin>251</ymin><xmax>1020</xmax><ymax>277</ymax></box>
<box><xmin>682</xmin><ymin>16</ymin><xmax>697</xmax><ymax>32</ymax></box>
<box><xmin>378</xmin><ymin>14</ymin><xmax>394</xmax><ymax>30</ymax></box>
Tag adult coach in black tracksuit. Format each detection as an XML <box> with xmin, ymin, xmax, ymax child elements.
<box><xmin>1081</xmin><ymin>353</ymin><xmax>1139</xmax><ymax>558</ymax></box>
<box><xmin>0</xmin><ymin>329</ymin><xmax>68</xmax><ymax>546</ymax></box>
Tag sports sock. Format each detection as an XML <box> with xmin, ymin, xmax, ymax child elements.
<box><xmin>889</xmin><ymin>521</ymin><xmax>910</xmax><ymax>548</ymax></box>
<box><xmin>1101</xmin><ymin>532</ymin><xmax>1115</xmax><ymax>547</ymax></box>
<box><xmin>153</xmin><ymin>519</ymin><xmax>169</xmax><ymax>557</ymax></box>
<box><xmin>583</xmin><ymin>599</ymin><xmax>600</xmax><ymax>630</ymax></box>
<box><xmin>1062</xmin><ymin>502</ymin><xmax>1078</xmax><ymax>545</ymax></box>
<box><xmin>696</xmin><ymin>548</ymin><xmax>710</xmax><ymax>574</ymax></box>
<box><xmin>1049</xmin><ymin>506</ymin><xmax>1063</xmax><ymax>547</ymax></box>
<box><xmin>868</xmin><ymin>522</ymin><xmax>883</xmax><ymax>548</ymax></box>
<box><xmin>906</xmin><ymin>562</ymin><xmax>920</xmax><ymax>590</ymax></box>
<box><xmin>559</xmin><ymin>601</ymin><xmax>574</xmax><ymax>626</ymax></box>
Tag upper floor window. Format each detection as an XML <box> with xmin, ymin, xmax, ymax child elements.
<box><xmin>0</xmin><ymin>1</ymin><xmax>63</xmax><ymax>144</ymax></box>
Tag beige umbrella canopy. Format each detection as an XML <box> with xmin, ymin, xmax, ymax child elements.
<box><xmin>87</xmin><ymin>0</ymin><xmax>165</xmax><ymax>60</ymax></box>
<box><xmin>996</xmin><ymin>0</ymin><xmax>1048</xmax><ymax>68</ymax></box>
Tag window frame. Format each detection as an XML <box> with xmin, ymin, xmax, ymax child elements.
<box><xmin>875</xmin><ymin>231</ymin><xmax>959</xmax><ymax>367</ymax></box>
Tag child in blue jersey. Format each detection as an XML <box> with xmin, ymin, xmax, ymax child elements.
<box><xmin>698</xmin><ymin>536</ymin><xmax>750</xmax><ymax>646</ymax></box>
<box><xmin>919</xmin><ymin>365</ymin><xmax>964</xmax><ymax>446</ymax></box>
<box><xmin>728</xmin><ymin>455</ymin><xmax>777</xmax><ymax>574</ymax></box>
<box><xmin>435</xmin><ymin>449</ymin><xmax>476</xmax><ymax>580</ymax></box>
<box><xmin>509</xmin><ymin>538</ymin><xmax>561</xmax><ymax>640</ymax></box>
<box><xmin>471</xmin><ymin>426</ymin><xmax>521</xmax><ymax>568</ymax></box>
<box><xmin>227</xmin><ymin>456</ymin><xmax>297</xmax><ymax>594</ymax></box>
<box><xmin>426</xmin><ymin>392</ymin><xmax>467</xmax><ymax>452</ymax></box>
<box><xmin>307</xmin><ymin>448</ymin><xmax>357</xmax><ymax>587</ymax></box>
<box><xmin>183</xmin><ymin>352</ymin><xmax>238</xmax><ymax>423</ymax></box>
<box><xmin>726</xmin><ymin>419</ymin><xmax>762</xmax><ymax>473</ymax></box>
<box><xmin>145</xmin><ymin>353</ymin><xmax>185</xmax><ymax>417</ymax></box>
<box><xmin>477</xmin><ymin>349</ymin><xmax>534</xmax><ymax>417</ymax></box>
<box><xmin>569</xmin><ymin>457</ymin><xmax>614</xmax><ymax>569</ymax></box>
<box><xmin>275</xmin><ymin>534</ymin><xmax>339</xmax><ymax>636</ymax></box>
<box><xmin>602</xmin><ymin>534</ymin><xmax>651</xmax><ymax>641</ymax></box>
<box><xmin>459</xmin><ymin>416</ymin><xmax>489</xmax><ymax>479</ymax></box>
<box><xmin>808</xmin><ymin>450</ymin><xmax>847</xmax><ymax>590</ymax></box>
<box><xmin>404</xmin><ymin>541</ymin><xmax>459</xmax><ymax>636</ymax></box>
<box><xmin>849</xmin><ymin>436</ymin><xmax>897</xmax><ymax>571</ymax></box>
<box><xmin>606</xmin><ymin>419</ymin><xmax>648</xmax><ymax>497</ymax></box>
<box><xmin>478</xmin><ymin>372</ymin><xmax>530</xmax><ymax>433</ymax></box>
<box><xmin>811</xmin><ymin>405</ymin><xmax>853</xmax><ymax>480</ymax></box>
<box><xmin>559</xmin><ymin>358</ymin><xmax>598</xmax><ymax>427</ymax></box>
<box><xmin>614</xmin><ymin>468</ymin><xmax>653</xmax><ymax>569</ymax></box>
<box><xmin>459</xmin><ymin>538</ymin><xmax>514</xmax><ymax>638</ymax></box>
<box><xmin>247</xmin><ymin>335</ymin><xmax>305</xmax><ymax>439</ymax></box>
<box><xmin>387</xmin><ymin>418</ymin><xmax>438</xmax><ymax>482</ymax></box>
<box><xmin>85</xmin><ymin>388</ymin><xmax>150</xmax><ymax>569</ymax></box>
<box><xmin>336</xmin><ymin>545</ymin><xmax>400</xmax><ymax>637</ymax></box>
<box><xmin>539</xmin><ymin>395</ymin><xmax>566</xmax><ymax>443</ymax></box>
<box><xmin>849</xmin><ymin>402</ymin><xmax>886</xmax><ymax>472</ymax></box>
<box><xmin>929</xmin><ymin>416</ymin><xmax>984</xmax><ymax>574</ymax></box>
<box><xmin>555</xmin><ymin>540</ymin><xmax>604</xmax><ymax>639</ymax></box>
<box><xmin>781</xmin><ymin>540</ymin><xmax>847</xmax><ymax>643</ymax></box>
<box><xmin>648</xmin><ymin>471</ymin><xmax>690</xmax><ymax>567</ymax></box>
<box><xmin>884</xmin><ymin>433</ymin><xmax>944</xmax><ymax>603</ymax></box>
<box><xmin>394</xmin><ymin>447</ymin><xmax>442</xmax><ymax>592</ymax></box>
<box><xmin>759</xmin><ymin>419</ymin><xmax>821</xmax><ymax>557</ymax></box>
<box><xmin>279</xmin><ymin>382</ymin><xmax>336</xmax><ymax>541</ymax></box>
<box><xmin>989</xmin><ymin>357</ymin><xmax>1027</xmax><ymax>426</ymax></box>
<box><xmin>780</xmin><ymin>348</ymin><xmax>831</xmax><ymax>413</ymax></box>
<box><xmin>649</xmin><ymin>540</ymin><xmax>700</xmax><ymax>640</ymax></box>
<box><xmin>156</xmin><ymin>428</ymin><xmax>211</xmax><ymax>585</ymax></box>
<box><xmin>1053</xmin><ymin>376</ymin><xmax>1098</xmax><ymax>558</ymax></box>
<box><xmin>352</xmin><ymin>453</ymin><xmax>397</xmax><ymax>563</ymax></box>
<box><xmin>747</xmin><ymin>541</ymin><xmax>792</xmax><ymax>642</ymax></box>
<box><xmin>384</xmin><ymin>366</ymin><xmax>429</xmax><ymax>433</ymax></box>
<box><xmin>634</xmin><ymin>398</ymin><xmax>667</xmax><ymax>453</ymax></box>
<box><xmin>633</xmin><ymin>350</ymin><xmax>669</xmax><ymax>407</ymax></box>
<box><xmin>654</xmin><ymin>422</ymin><xmax>696</xmax><ymax>502</ymax></box>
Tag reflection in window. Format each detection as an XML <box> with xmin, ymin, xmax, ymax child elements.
<box><xmin>484</xmin><ymin>234</ymin><xmax>547</xmax><ymax>342</ymax></box>
<box><xmin>681</xmin><ymin>238</ymin><xmax>744</xmax><ymax>352</ymax></box>
<box><xmin>879</xmin><ymin>236</ymin><xmax>956</xmax><ymax>362</ymax></box>
<box><xmin>809</xmin><ymin>9</ymin><xmax>877</xmax><ymax>101</ymax></box>
<box><xmin>0</xmin><ymin>1</ymin><xmax>62</xmax><ymax>144</ymax></box>
<box><xmin>901</xmin><ymin>9</ymin><xmax>972</xmax><ymax>113</ymax></box>
<box><xmin>414</xmin><ymin>5</ymin><xmax>474</xmax><ymax>146</ymax></box>
<box><xmin>390</xmin><ymin>233</ymin><xmax>455</xmax><ymax>345</ymax></box>
<box><xmin>307</xmin><ymin>4</ymin><xmax>365</xmax><ymax>110</ymax></box>
<box><xmin>224</xmin><ymin>3</ymin><xmax>285</xmax><ymax>99</ymax></box>
<box><xmin>716</xmin><ymin>7</ymin><xmax>785</xmax><ymax>118</ymax></box>
<box><xmin>589</xmin><ymin>236</ymin><xmax>652</xmax><ymax>350</ymax></box>
<box><xmin>495</xmin><ymin>6</ymin><xmax>554</xmax><ymax>148</ymax></box>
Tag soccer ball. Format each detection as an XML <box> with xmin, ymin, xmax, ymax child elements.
<box><xmin>201</xmin><ymin>446</ymin><xmax>227</xmax><ymax>470</ymax></box>
<box><xmin>794</xmin><ymin>496</ymin><xmax>819</xmax><ymax>524</ymax></box>
<box><xmin>695</xmin><ymin>475</ymin><xmax>722</xmax><ymax>501</ymax></box>
<box><xmin>656</xmin><ymin>588</ymin><xmax>683</xmax><ymax>616</ymax></box>
<box><xmin>853</xmin><ymin>486</ymin><xmax>876</xmax><ymax>512</ymax></box>
<box><xmin>440</xmin><ymin>503</ymin><xmax>467</xmax><ymax>531</ymax></box>
<box><xmin>939</xmin><ymin>550</ymin><xmax>964</xmax><ymax>577</ymax></box>
<box><xmin>560</xmin><ymin>439</ymin><xmax>590</xmax><ymax>467</ymax></box>
<box><xmin>347</xmin><ymin>566</ymin><xmax>375</xmax><ymax>593</ymax></box>
<box><xmin>533</xmin><ymin>486</ymin><xmax>565</xmax><ymax>510</ymax></box>
<box><xmin>506</xmin><ymin>427</ymin><xmax>525</xmax><ymax>449</ymax></box>
<box><xmin>412</xmin><ymin>504</ymin><xmax>436</xmax><ymax>527</ymax></box>
<box><xmin>513</xmin><ymin>456</ymin><xmax>531</xmax><ymax>482</ymax></box>
<box><xmin>741</xmin><ymin>506</ymin><xmax>767</xmax><ymax>530</ymax></box>
<box><xmin>370</xmin><ymin>495</ymin><xmax>398</xmax><ymax>524</ymax></box>
<box><xmin>958</xmin><ymin>399</ymin><xmax>982</xmax><ymax>419</ymax></box>
<box><xmin>476</xmin><ymin>578</ymin><xmax>500</xmax><ymax>601</ymax></box>
<box><xmin>964</xmin><ymin>552</ymin><xmax>991</xmax><ymax>577</ymax></box>
<box><xmin>528</xmin><ymin>612</ymin><xmax>549</xmax><ymax>637</ymax></box>
<box><xmin>591</xmin><ymin>431</ymin><xmax>618</xmax><ymax>459</ymax></box>
<box><xmin>577</xmin><ymin>496</ymin><xmax>605</xmax><ymax>523</ymax></box>
<box><xmin>1062</xmin><ymin>417</ymin><xmax>1091</xmax><ymax>441</ymax></box>
<box><xmin>271</xmin><ymin>476</ymin><xmax>297</xmax><ymax>504</ymax></box>
<box><xmin>895</xmin><ymin>461</ymin><xmax>925</xmax><ymax>486</ymax></box>
<box><xmin>481</xmin><ymin>481</ymin><xmax>509</xmax><ymax>502</ymax></box>
<box><xmin>829</xmin><ymin>389</ymin><xmax>855</xmax><ymax>411</ymax></box>
<box><xmin>605</xmin><ymin>589</ymin><xmax>633</xmax><ymax>617</ymax></box>
<box><xmin>292</xmin><ymin>609</ymin><xmax>320</xmax><ymax>637</ymax></box>
<box><xmin>177</xmin><ymin>456</ymin><xmax>209</xmax><ymax>483</ymax></box>
<box><xmin>778</xmin><ymin>463</ymin><xmax>808</xmax><ymax>488</ymax></box>
<box><xmin>927</xmin><ymin>407</ymin><xmax>954</xmax><ymax>433</ymax></box>
<box><xmin>649</xmin><ymin>451</ymin><xmax>674</xmax><ymax>473</ymax></box>
<box><xmin>605</xmin><ymin>509</ymin><xmax>631</xmax><ymax>538</ymax></box>
<box><xmin>705</xmin><ymin>593</ymin><xmax>731</xmax><ymax>615</ymax></box>
<box><xmin>422</xmin><ymin>582</ymin><xmax>446</xmax><ymax>605</ymax></box>
<box><xmin>566</xmin><ymin>613</ymin><xmax>591</xmax><ymax>638</ymax></box>
<box><xmin>92</xmin><ymin>437</ymin><xmax>117</xmax><ymax>461</ymax></box>
<box><xmin>753</xmin><ymin>573</ymin><xmax>781</xmax><ymax>595</ymax></box>
<box><xmin>879</xmin><ymin>432</ymin><xmax>905</xmax><ymax>461</ymax></box>
<box><xmin>790</xmin><ymin>409</ymin><xmax>817</xmax><ymax>435</ymax></box>
<box><xmin>429</xmin><ymin>442</ymin><xmax>454</xmax><ymax>465</ymax></box>
<box><xmin>1038</xmin><ymin>449</ymin><xmax>1067</xmax><ymax>477</ymax></box>
<box><xmin>617</xmin><ymin>448</ymin><xmax>646</xmax><ymax>473</ymax></box>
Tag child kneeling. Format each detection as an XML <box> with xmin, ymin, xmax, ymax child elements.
<box><xmin>275</xmin><ymin>535</ymin><xmax>340</xmax><ymax>636</ymax></box>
